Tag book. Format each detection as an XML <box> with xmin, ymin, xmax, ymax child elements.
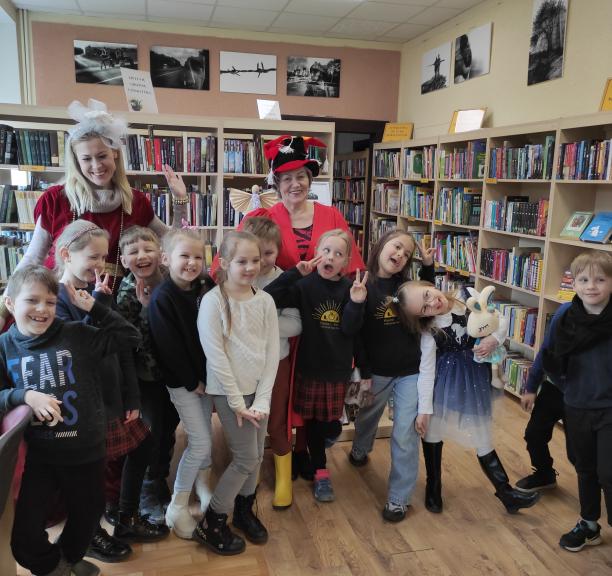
<box><xmin>557</xmin><ymin>269</ymin><xmax>576</xmax><ymax>301</ymax></box>
<box><xmin>579</xmin><ymin>212</ymin><xmax>612</xmax><ymax>243</ymax></box>
<box><xmin>560</xmin><ymin>211</ymin><xmax>593</xmax><ymax>238</ymax></box>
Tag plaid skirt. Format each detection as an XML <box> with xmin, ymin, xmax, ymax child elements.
<box><xmin>106</xmin><ymin>416</ymin><xmax>150</xmax><ymax>461</ymax></box>
<box><xmin>293</xmin><ymin>373</ymin><xmax>347</xmax><ymax>421</ymax></box>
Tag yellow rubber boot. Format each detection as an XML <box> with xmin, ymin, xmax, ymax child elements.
<box><xmin>272</xmin><ymin>453</ymin><xmax>293</xmax><ymax>510</ymax></box>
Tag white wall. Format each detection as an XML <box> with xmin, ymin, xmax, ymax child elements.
<box><xmin>0</xmin><ymin>3</ymin><xmax>21</xmax><ymax>104</ymax></box>
<box><xmin>398</xmin><ymin>0</ymin><xmax>612</xmax><ymax>138</ymax></box>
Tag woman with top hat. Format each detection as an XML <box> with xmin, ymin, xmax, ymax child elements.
<box><xmin>213</xmin><ymin>134</ymin><xmax>365</xmax><ymax>511</ymax></box>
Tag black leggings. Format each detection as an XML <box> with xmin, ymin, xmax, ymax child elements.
<box><xmin>305</xmin><ymin>419</ymin><xmax>342</xmax><ymax>471</ymax></box>
<box><xmin>119</xmin><ymin>433</ymin><xmax>154</xmax><ymax>514</ymax></box>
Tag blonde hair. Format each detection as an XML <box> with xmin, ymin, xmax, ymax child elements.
<box><xmin>64</xmin><ymin>133</ymin><xmax>133</xmax><ymax>216</ymax></box>
<box><xmin>217</xmin><ymin>230</ymin><xmax>261</xmax><ymax>334</ymax></box>
<box><xmin>54</xmin><ymin>219</ymin><xmax>110</xmax><ymax>275</ymax></box>
<box><xmin>119</xmin><ymin>225</ymin><xmax>160</xmax><ymax>254</ymax></box>
<box><xmin>316</xmin><ymin>228</ymin><xmax>352</xmax><ymax>265</ymax></box>
<box><xmin>161</xmin><ymin>228</ymin><xmax>204</xmax><ymax>257</ymax></box>
<box><xmin>570</xmin><ymin>251</ymin><xmax>612</xmax><ymax>279</ymax></box>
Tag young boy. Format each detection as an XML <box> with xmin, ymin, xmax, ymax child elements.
<box><xmin>0</xmin><ymin>265</ymin><xmax>141</xmax><ymax>576</ymax></box>
<box><xmin>242</xmin><ymin>217</ymin><xmax>301</xmax><ymax>509</ymax></box>
<box><xmin>117</xmin><ymin>226</ymin><xmax>179</xmax><ymax>523</ymax></box>
<box><xmin>527</xmin><ymin>251</ymin><xmax>612</xmax><ymax>552</ymax></box>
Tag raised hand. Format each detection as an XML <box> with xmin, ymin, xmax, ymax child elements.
<box><xmin>136</xmin><ymin>277</ymin><xmax>152</xmax><ymax>307</ymax></box>
<box><xmin>296</xmin><ymin>255</ymin><xmax>322</xmax><ymax>276</ymax></box>
<box><xmin>25</xmin><ymin>390</ymin><xmax>63</xmax><ymax>425</ymax></box>
<box><xmin>162</xmin><ymin>164</ymin><xmax>187</xmax><ymax>198</ymax></box>
<box><xmin>65</xmin><ymin>281</ymin><xmax>95</xmax><ymax>312</ymax></box>
<box><xmin>350</xmin><ymin>269</ymin><xmax>369</xmax><ymax>303</ymax></box>
<box><xmin>417</xmin><ymin>239</ymin><xmax>435</xmax><ymax>266</ymax></box>
<box><xmin>94</xmin><ymin>270</ymin><xmax>112</xmax><ymax>295</ymax></box>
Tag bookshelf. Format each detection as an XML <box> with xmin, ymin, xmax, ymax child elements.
<box><xmin>0</xmin><ymin>104</ymin><xmax>335</xmax><ymax>278</ymax></box>
<box><xmin>371</xmin><ymin>112</ymin><xmax>612</xmax><ymax>398</ymax></box>
<box><xmin>333</xmin><ymin>150</ymin><xmax>369</xmax><ymax>258</ymax></box>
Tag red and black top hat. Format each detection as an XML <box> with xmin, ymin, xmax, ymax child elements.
<box><xmin>264</xmin><ymin>135</ymin><xmax>327</xmax><ymax>180</ymax></box>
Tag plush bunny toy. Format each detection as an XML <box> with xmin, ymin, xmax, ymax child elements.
<box><xmin>466</xmin><ymin>285</ymin><xmax>507</xmax><ymax>390</ymax></box>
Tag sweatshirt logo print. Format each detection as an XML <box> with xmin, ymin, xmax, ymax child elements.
<box><xmin>313</xmin><ymin>300</ymin><xmax>342</xmax><ymax>329</ymax></box>
<box><xmin>375</xmin><ymin>302</ymin><xmax>399</xmax><ymax>325</ymax></box>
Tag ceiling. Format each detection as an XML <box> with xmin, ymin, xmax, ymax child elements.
<box><xmin>10</xmin><ymin>0</ymin><xmax>485</xmax><ymax>43</ymax></box>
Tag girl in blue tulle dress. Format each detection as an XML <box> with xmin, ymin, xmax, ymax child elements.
<box><xmin>392</xmin><ymin>281</ymin><xmax>540</xmax><ymax>515</ymax></box>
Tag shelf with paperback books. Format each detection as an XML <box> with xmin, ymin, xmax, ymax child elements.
<box><xmin>402</xmin><ymin>142</ymin><xmax>436</xmax><ymax>181</ymax></box>
<box><xmin>434</xmin><ymin>185</ymin><xmax>481</xmax><ymax>227</ymax></box>
<box><xmin>373</xmin><ymin>145</ymin><xmax>401</xmax><ymax>179</ymax></box>
<box><xmin>371</xmin><ymin>182</ymin><xmax>400</xmax><ymax>215</ymax></box>
<box><xmin>479</xmin><ymin>245</ymin><xmax>543</xmax><ymax>293</ymax></box>
<box><xmin>399</xmin><ymin>183</ymin><xmax>433</xmax><ymax>220</ymax></box>
<box><xmin>437</xmin><ymin>137</ymin><xmax>486</xmax><ymax>180</ymax></box>
<box><xmin>501</xmin><ymin>353</ymin><xmax>533</xmax><ymax>397</ymax></box>
<box><xmin>431</xmin><ymin>230</ymin><xmax>478</xmax><ymax>275</ymax></box>
<box><xmin>487</xmin><ymin>132</ymin><xmax>555</xmax><ymax>181</ymax></box>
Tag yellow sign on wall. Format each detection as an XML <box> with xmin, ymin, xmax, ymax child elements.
<box><xmin>382</xmin><ymin>122</ymin><xmax>413</xmax><ymax>142</ymax></box>
<box><xmin>600</xmin><ymin>78</ymin><xmax>612</xmax><ymax>111</ymax></box>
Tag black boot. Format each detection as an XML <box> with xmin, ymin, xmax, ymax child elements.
<box><xmin>114</xmin><ymin>511</ymin><xmax>170</xmax><ymax>542</ymax></box>
<box><xmin>193</xmin><ymin>506</ymin><xmax>246</xmax><ymax>556</ymax></box>
<box><xmin>478</xmin><ymin>450</ymin><xmax>541</xmax><ymax>514</ymax></box>
<box><xmin>292</xmin><ymin>450</ymin><xmax>314</xmax><ymax>481</ymax></box>
<box><xmin>85</xmin><ymin>526</ymin><xmax>132</xmax><ymax>563</ymax></box>
<box><xmin>233</xmin><ymin>493</ymin><xmax>268</xmax><ymax>544</ymax></box>
<box><xmin>422</xmin><ymin>440</ymin><xmax>443</xmax><ymax>513</ymax></box>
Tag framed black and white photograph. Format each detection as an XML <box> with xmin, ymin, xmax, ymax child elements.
<box><xmin>454</xmin><ymin>22</ymin><xmax>492</xmax><ymax>84</ymax></box>
<box><xmin>421</xmin><ymin>43</ymin><xmax>451</xmax><ymax>94</ymax></box>
<box><xmin>286</xmin><ymin>56</ymin><xmax>341</xmax><ymax>98</ymax></box>
<box><xmin>528</xmin><ymin>0</ymin><xmax>568</xmax><ymax>86</ymax></box>
<box><xmin>219</xmin><ymin>51</ymin><xmax>276</xmax><ymax>95</ymax></box>
<box><xmin>150</xmin><ymin>47</ymin><xmax>209</xmax><ymax>90</ymax></box>
<box><xmin>74</xmin><ymin>40</ymin><xmax>137</xmax><ymax>85</ymax></box>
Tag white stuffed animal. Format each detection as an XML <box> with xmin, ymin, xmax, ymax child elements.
<box><xmin>465</xmin><ymin>285</ymin><xmax>507</xmax><ymax>390</ymax></box>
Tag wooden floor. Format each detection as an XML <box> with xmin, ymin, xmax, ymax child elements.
<box><xmin>17</xmin><ymin>396</ymin><xmax>612</xmax><ymax>576</ymax></box>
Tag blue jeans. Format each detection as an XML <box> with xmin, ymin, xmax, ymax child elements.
<box><xmin>351</xmin><ymin>373</ymin><xmax>419</xmax><ymax>506</ymax></box>
<box><xmin>167</xmin><ymin>386</ymin><xmax>213</xmax><ymax>493</ymax></box>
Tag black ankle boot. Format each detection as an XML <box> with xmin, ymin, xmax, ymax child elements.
<box><xmin>193</xmin><ymin>506</ymin><xmax>246</xmax><ymax>556</ymax></box>
<box><xmin>114</xmin><ymin>511</ymin><xmax>170</xmax><ymax>542</ymax></box>
<box><xmin>422</xmin><ymin>440</ymin><xmax>443</xmax><ymax>513</ymax></box>
<box><xmin>293</xmin><ymin>450</ymin><xmax>314</xmax><ymax>481</ymax></box>
<box><xmin>233</xmin><ymin>493</ymin><xmax>268</xmax><ymax>544</ymax></box>
<box><xmin>478</xmin><ymin>450</ymin><xmax>541</xmax><ymax>514</ymax></box>
<box><xmin>85</xmin><ymin>526</ymin><xmax>132</xmax><ymax>563</ymax></box>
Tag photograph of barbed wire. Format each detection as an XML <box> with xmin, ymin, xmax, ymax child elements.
<box><xmin>220</xmin><ymin>51</ymin><xmax>276</xmax><ymax>95</ymax></box>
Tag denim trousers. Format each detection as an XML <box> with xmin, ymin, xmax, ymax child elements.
<box><xmin>167</xmin><ymin>386</ymin><xmax>213</xmax><ymax>493</ymax></box>
<box><xmin>351</xmin><ymin>373</ymin><xmax>419</xmax><ymax>505</ymax></box>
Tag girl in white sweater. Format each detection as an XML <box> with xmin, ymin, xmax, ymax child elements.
<box><xmin>195</xmin><ymin>231</ymin><xmax>279</xmax><ymax>556</ymax></box>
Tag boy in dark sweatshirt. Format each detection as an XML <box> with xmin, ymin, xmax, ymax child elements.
<box><xmin>0</xmin><ymin>265</ymin><xmax>141</xmax><ymax>576</ymax></box>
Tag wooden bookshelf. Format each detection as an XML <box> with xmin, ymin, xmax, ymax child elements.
<box><xmin>371</xmin><ymin>112</ymin><xmax>612</xmax><ymax>396</ymax></box>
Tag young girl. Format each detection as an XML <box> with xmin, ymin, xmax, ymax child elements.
<box><xmin>393</xmin><ymin>280</ymin><xmax>540</xmax><ymax>514</ymax></box>
<box><xmin>349</xmin><ymin>229</ymin><xmax>436</xmax><ymax>522</ymax></box>
<box><xmin>148</xmin><ymin>228</ymin><xmax>214</xmax><ymax>539</ymax></box>
<box><xmin>195</xmin><ymin>231</ymin><xmax>279</xmax><ymax>555</ymax></box>
<box><xmin>54</xmin><ymin>220</ymin><xmax>168</xmax><ymax>556</ymax></box>
<box><xmin>265</xmin><ymin>229</ymin><xmax>367</xmax><ymax>502</ymax></box>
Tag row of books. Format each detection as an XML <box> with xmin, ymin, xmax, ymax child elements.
<box><xmin>437</xmin><ymin>140</ymin><xmax>486</xmax><ymax>180</ymax></box>
<box><xmin>334</xmin><ymin>157</ymin><xmax>366</xmax><ymax>178</ymax></box>
<box><xmin>372</xmin><ymin>183</ymin><xmax>399</xmax><ymax>214</ymax></box>
<box><xmin>141</xmin><ymin>185</ymin><xmax>219</xmax><ymax>227</ymax></box>
<box><xmin>557</xmin><ymin>269</ymin><xmax>575</xmax><ymax>301</ymax></box>
<box><xmin>334</xmin><ymin>201</ymin><xmax>365</xmax><ymax>226</ymax></box>
<box><xmin>0</xmin><ymin>125</ymin><xmax>68</xmax><ymax>167</ymax></box>
<box><xmin>480</xmin><ymin>247</ymin><xmax>543</xmax><ymax>292</ymax></box>
<box><xmin>502</xmin><ymin>353</ymin><xmax>533</xmax><ymax>395</ymax></box>
<box><xmin>399</xmin><ymin>185</ymin><xmax>433</xmax><ymax>220</ymax></box>
<box><xmin>495</xmin><ymin>301</ymin><xmax>538</xmax><ymax>347</ymax></box>
<box><xmin>223</xmin><ymin>136</ymin><xmax>268</xmax><ymax>174</ymax></box>
<box><xmin>373</xmin><ymin>150</ymin><xmax>400</xmax><ymax>179</ymax></box>
<box><xmin>0</xmin><ymin>185</ymin><xmax>18</xmax><ymax>223</ymax></box>
<box><xmin>435</xmin><ymin>187</ymin><xmax>481</xmax><ymax>226</ymax></box>
<box><xmin>488</xmin><ymin>136</ymin><xmax>555</xmax><ymax>180</ymax></box>
<box><xmin>411</xmin><ymin>231</ymin><xmax>431</xmax><ymax>257</ymax></box>
<box><xmin>349</xmin><ymin>227</ymin><xmax>365</xmax><ymax>254</ymax></box>
<box><xmin>403</xmin><ymin>146</ymin><xmax>435</xmax><ymax>180</ymax></box>
<box><xmin>432</xmin><ymin>232</ymin><xmax>478</xmax><ymax>273</ymax></box>
<box><xmin>0</xmin><ymin>230</ymin><xmax>32</xmax><ymax>282</ymax></box>
<box><xmin>483</xmin><ymin>197</ymin><xmax>549</xmax><ymax>236</ymax></box>
<box><xmin>434</xmin><ymin>274</ymin><xmax>473</xmax><ymax>293</ymax></box>
<box><xmin>369</xmin><ymin>216</ymin><xmax>396</xmax><ymax>245</ymax></box>
<box><xmin>222</xmin><ymin>188</ymin><xmax>244</xmax><ymax>227</ymax></box>
<box><xmin>332</xmin><ymin>179</ymin><xmax>366</xmax><ymax>203</ymax></box>
<box><xmin>560</xmin><ymin>210</ymin><xmax>612</xmax><ymax>243</ymax></box>
<box><xmin>557</xmin><ymin>138</ymin><xmax>612</xmax><ymax>180</ymax></box>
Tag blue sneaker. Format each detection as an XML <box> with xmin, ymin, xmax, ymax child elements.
<box><xmin>313</xmin><ymin>470</ymin><xmax>335</xmax><ymax>502</ymax></box>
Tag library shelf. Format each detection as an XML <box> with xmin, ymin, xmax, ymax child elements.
<box><xmin>433</xmin><ymin>221</ymin><xmax>480</xmax><ymax>231</ymax></box>
<box><xmin>398</xmin><ymin>215</ymin><xmax>433</xmax><ymax>224</ymax></box>
<box><xmin>437</xmin><ymin>178</ymin><xmax>483</xmax><ymax>184</ymax></box>
<box><xmin>549</xmin><ymin>237</ymin><xmax>612</xmax><ymax>251</ymax></box>
<box><xmin>482</xmin><ymin>228</ymin><xmax>546</xmax><ymax>241</ymax></box>
<box><xmin>370</xmin><ymin>209</ymin><xmax>399</xmax><ymax>218</ymax></box>
<box><xmin>479</xmin><ymin>275</ymin><xmax>541</xmax><ymax>297</ymax></box>
<box><xmin>505</xmin><ymin>337</ymin><xmax>536</xmax><ymax>353</ymax></box>
<box><xmin>555</xmin><ymin>179</ymin><xmax>612</xmax><ymax>185</ymax></box>
<box><xmin>544</xmin><ymin>294</ymin><xmax>572</xmax><ymax>305</ymax></box>
<box><xmin>485</xmin><ymin>179</ymin><xmax>552</xmax><ymax>184</ymax></box>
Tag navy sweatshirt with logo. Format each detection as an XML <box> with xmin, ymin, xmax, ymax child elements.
<box><xmin>0</xmin><ymin>302</ymin><xmax>141</xmax><ymax>465</ymax></box>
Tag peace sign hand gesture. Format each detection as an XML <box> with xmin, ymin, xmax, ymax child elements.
<box><xmin>65</xmin><ymin>281</ymin><xmax>95</xmax><ymax>313</ymax></box>
<box><xmin>296</xmin><ymin>255</ymin><xmax>322</xmax><ymax>277</ymax></box>
<box><xmin>417</xmin><ymin>239</ymin><xmax>435</xmax><ymax>267</ymax></box>
<box><xmin>162</xmin><ymin>164</ymin><xmax>187</xmax><ymax>199</ymax></box>
<box><xmin>350</xmin><ymin>269</ymin><xmax>369</xmax><ymax>303</ymax></box>
<box><xmin>94</xmin><ymin>270</ymin><xmax>112</xmax><ymax>295</ymax></box>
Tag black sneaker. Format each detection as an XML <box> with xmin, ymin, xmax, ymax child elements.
<box><xmin>85</xmin><ymin>526</ymin><xmax>132</xmax><ymax>563</ymax></box>
<box><xmin>104</xmin><ymin>502</ymin><xmax>119</xmax><ymax>526</ymax></box>
<box><xmin>71</xmin><ymin>559</ymin><xmax>101</xmax><ymax>576</ymax></box>
<box><xmin>348</xmin><ymin>451</ymin><xmax>368</xmax><ymax>467</ymax></box>
<box><xmin>560</xmin><ymin>520</ymin><xmax>602</xmax><ymax>552</ymax></box>
<box><xmin>516</xmin><ymin>468</ymin><xmax>558</xmax><ymax>493</ymax></box>
<box><xmin>382</xmin><ymin>502</ymin><xmax>406</xmax><ymax>523</ymax></box>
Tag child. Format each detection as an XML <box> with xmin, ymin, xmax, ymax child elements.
<box><xmin>54</xmin><ymin>220</ymin><xmax>168</xmax><ymax>552</ymax></box>
<box><xmin>148</xmin><ymin>228</ymin><xmax>214</xmax><ymax>539</ymax></box>
<box><xmin>349</xmin><ymin>229</ymin><xmax>436</xmax><ymax>522</ymax></box>
<box><xmin>242</xmin><ymin>217</ymin><xmax>301</xmax><ymax>510</ymax></box>
<box><xmin>535</xmin><ymin>252</ymin><xmax>612</xmax><ymax>552</ymax></box>
<box><xmin>117</xmin><ymin>226</ymin><xmax>179</xmax><ymax>523</ymax></box>
<box><xmin>195</xmin><ymin>231</ymin><xmax>279</xmax><ymax>555</ymax></box>
<box><xmin>393</xmin><ymin>280</ymin><xmax>540</xmax><ymax>514</ymax></box>
<box><xmin>265</xmin><ymin>229</ymin><xmax>367</xmax><ymax>502</ymax></box>
<box><xmin>0</xmin><ymin>265</ymin><xmax>141</xmax><ymax>576</ymax></box>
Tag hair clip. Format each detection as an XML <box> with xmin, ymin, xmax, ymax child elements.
<box><xmin>392</xmin><ymin>296</ymin><xmax>399</xmax><ymax>304</ymax></box>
